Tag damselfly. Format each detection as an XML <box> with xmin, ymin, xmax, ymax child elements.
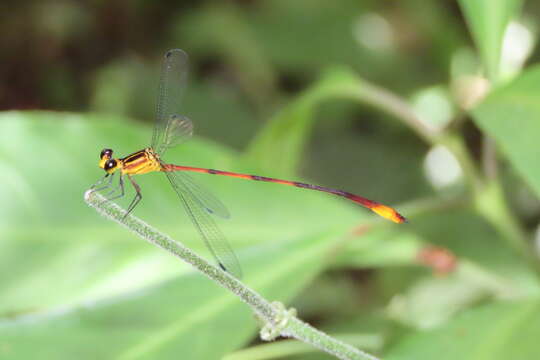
<box><xmin>91</xmin><ymin>49</ymin><xmax>406</xmax><ymax>279</ymax></box>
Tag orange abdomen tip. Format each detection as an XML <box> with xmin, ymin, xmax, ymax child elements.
<box><xmin>371</xmin><ymin>204</ymin><xmax>407</xmax><ymax>224</ymax></box>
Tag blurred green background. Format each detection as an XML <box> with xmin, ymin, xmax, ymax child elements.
<box><xmin>2</xmin><ymin>1</ymin><xmax>540</xmax><ymax>359</ymax></box>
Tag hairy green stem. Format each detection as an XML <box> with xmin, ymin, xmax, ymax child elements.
<box><xmin>84</xmin><ymin>190</ymin><xmax>379</xmax><ymax>360</ymax></box>
<box><xmin>356</xmin><ymin>80</ymin><xmax>435</xmax><ymax>144</ymax></box>
<box><xmin>223</xmin><ymin>334</ymin><xmax>383</xmax><ymax>360</ymax></box>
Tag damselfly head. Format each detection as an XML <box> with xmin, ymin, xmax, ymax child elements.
<box><xmin>103</xmin><ymin>159</ymin><xmax>119</xmax><ymax>174</ymax></box>
<box><xmin>100</xmin><ymin>148</ymin><xmax>113</xmax><ymax>160</ymax></box>
<box><xmin>99</xmin><ymin>148</ymin><xmax>113</xmax><ymax>169</ymax></box>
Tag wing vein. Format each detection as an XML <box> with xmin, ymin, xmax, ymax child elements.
<box><xmin>164</xmin><ymin>171</ymin><xmax>242</xmax><ymax>278</ymax></box>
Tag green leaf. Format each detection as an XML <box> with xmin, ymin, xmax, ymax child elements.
<box><xmin>458</xmin><ymin>0</ymin><xmax>523</xmax><ymax>82</ymax></box>
<box><xmin>385</xmin><ymin>299</ymin><xmax>540</xmax><ymax>360</ymax></box>
<box><xmin>244</xmin><ymin>67</ymin><xmax>367</xmax><ymax>177</ymax></box>
<box><xmin>471</xmin><ymin>65</ymin><xmax>540</xmax><ymax>197</ymax></box>
<box><xmin>0</xmin><ymin>232</ymin><xmax>336</xmax><ymax>360</ymax></box>
<box><xmin>0</xmin><ymin>111</ymin><xmax>398</xmax><ymax>359</ymax></box>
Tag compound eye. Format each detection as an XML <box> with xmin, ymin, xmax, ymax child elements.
<box><xmin>100</xmin><ymin>148</ymin><xmax>113</xmax><ymax>159</ymax></box>
<box><xmin>104</xmin><ymin>159</ymin><xmax>117</xmax><ymax>170</ymax></box>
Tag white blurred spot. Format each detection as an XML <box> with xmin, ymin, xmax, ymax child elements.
<box><xmin>452</xmin><ymin>75</ymin><xmax>490</xmax><ymax>110</ymax></box>
<box><xmin>449</xmin><ymin>47</ymin><xmax>490</xmax><ymax>109</ymax></box>
<box><xmin>501</xmin><ymin>21</ymin><xmax>535</xmax><ymax>77</ymax></box>
<box><xmin>412</xmin><ymin>87</ymin><xmax>453</xmax><ymax>133</ymax></box>
<box><xmin>424</xmin><ymin>145</ymin><xmax>462</xmax><ymax>189</ymax></box>
<box><xmin>353</xmin><ymin>13</ymin><xmax>394</xmax><ymax>52</ymax></box>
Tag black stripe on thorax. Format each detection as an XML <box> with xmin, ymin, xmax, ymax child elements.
<box><xmin>122</xmin><ymin>150</ymin><xmax>146</xmax><ymax>164</ymax></box>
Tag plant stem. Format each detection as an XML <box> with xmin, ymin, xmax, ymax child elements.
<box><xmin>84</xmin><ymin>190</ymin><xmax>379</xmax><ymax>360</ymax></box>
<box><xmin>223</xmin><ymin>333</ymin><xmax>382</xmax><ymax>360</ymax></box>
<box><xmin>354</xmin><ymin>78</ymin><xmax>537</xmax><ymax>273</ymax></box>
<box><xmin>356</xmin><ymin>80</ymin><xmax>435</xmax><ymax>144</ymax></box>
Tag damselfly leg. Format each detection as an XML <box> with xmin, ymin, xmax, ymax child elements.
<box><xmin>90</xmin><ymin>173</ymin><xmax>114</xmax><ymax>192</ymax></box>
<box><xmin>92</xmin><ymin>172</ymin><xmax>141</xmax><ymax>219</ymax></box>
<box><xmin>124</xmin><ymin>175</ymin><xmax>143</xmax><ymax>217</ymax></box>
<box><xmin>91</xmin><ymin>173</ymin><xmax>126</xmax><ymax>209</ymax></box>
<box><xmin>105</xmin><ymin>174</ymin><xmax>125</xmax><ymax>202</ymax></box>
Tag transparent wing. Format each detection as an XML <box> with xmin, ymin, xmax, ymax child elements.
<box><xmin>152</xmin><ymin>49</ymin><xmax>192</xmax><ymax>155</ymax></box>
<box><xmin>164</xmin><ymin>171</ymin><xmax>242</xmax><ymax>279</ymax></box>
<box><xmin>156</xmin><ymin>114</ymin><xmax>193</xmax><ymax>156</ymax></box>
<box><xmin>165</xmin><ymin>169</ymin><xmax>230</xmax><ymax>219</ymax></box>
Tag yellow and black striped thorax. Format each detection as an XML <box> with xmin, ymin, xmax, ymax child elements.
<box><xmin>119</xmin><ymin>147</ymin><xmax>162</xmax><ymax>175</ymax></box>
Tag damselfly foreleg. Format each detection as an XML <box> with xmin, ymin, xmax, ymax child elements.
<box><xmin>90</xmin><ymin>173</ymin><xmax>114</xmax><ymax>193</ymax></box>
<box><xmin>92</xmin><ymin>173</ymin><xmax>125</xmax><ymax>206</ymax></box>
<box><xmin>105</xmin><ymin>174</ymin><xmax>126</xmax><ymax>202</ymax></box>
